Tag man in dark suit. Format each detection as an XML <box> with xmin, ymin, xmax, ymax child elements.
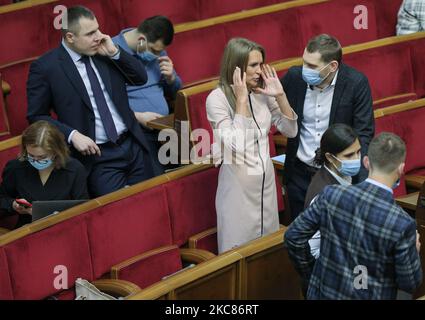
<box><xmin>285</xmin><ymin>133</ymin><xmax>422</xmax><ymax>299</ymax></box>
<box><xmin>27</xmin><ymin>6</ymin><xmax>163</xmax><ymax>197</ymax></box>
<box><xmin>280</xmin><ymin>34</ymin><xmax>374</xmax><ymax>221</ymax></box>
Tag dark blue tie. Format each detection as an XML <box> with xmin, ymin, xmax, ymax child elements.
<box><xmin>81</xmin><ymin>55</ymin><xmax>118</xmax><ymax>143</ymax></box>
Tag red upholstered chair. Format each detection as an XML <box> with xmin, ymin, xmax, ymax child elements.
<box><xmin>0</xmin><ymin>61</ymin><xmax>33</xmax><ymax>135</ymax></box>
<box><xmin>2</xmin><ymin>215</ymin><xmax>93</xmax><ymax>300</ymax></box>
<box><xmin>0</xmin><ymin>77</ymin><xmax>10</xmax><ymax>139</ymax></box>
<box><xmin>86</xmin><ymin>185</ymin><xmax>174</xmax><ymax>281</ymax></box>
<box><xmin>0</xmin><ymin>248</ymin><xmax>13</xmax><ymax>300</ymax></box>
<box><xmin>198</xmin><ymin>0</ymin><xmax>282</xmax><ymax>19</ymax></box>
<box><xmin>121</xmin><ymin>0</ymin><xmax>199</xmax><ymax>26</ymax></box>
<box><xmin>370</xmin><ymin>0</ymin><xmax>403</xmax><ymax>38</ymax></box>
<box><xmin>168</xmin><ymin>25</ymin><xmax>227</xmax><ymax>84</ymax></box>
<box><xmin>165</xmin><ymin>167</ymin><xmax>219</xmax><ymax>251</ymax></box>
<box><xmin>223</xmin><ymin>10</ymin><xmax>302</xmax><ymax>63</ymax></box>
<box><xmin>343</xmin><ymin>43</ymin><xmax>415</xmax><ymax>102</ymax></box>
<box><xmin>0</xmin><ymin>6</ymin><xmax>50</xmax><ymax>66</ymax></box>
<box><xmin>297</xmin><ymin>0</ymin><xmax>378</xmax><ymax>47</ymax></box>
<box><xmin>411</xmin><ymin>38</ymin><xmax>425</xmax><ymax>98</ymax></box>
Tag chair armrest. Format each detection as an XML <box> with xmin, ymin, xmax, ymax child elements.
<box><xmin>2</xmin><ymin>80</ymin><xmax>11</xmax><ymax>96</ymax></box>
<box><xmin>0</xmin><ymin>227</ymin><xmax>10</xmax><ymax>236</ymax></box>
<box><xmin>188</xmin><ymin>227</ymin><xmax>217</xmax><ymax>249</ymax></box>
<box><xmin>180</xmin><ymin>248</ymin><xmax>216</xmax><ymax>264</ymax></box>
<box><xmin>91</xmin><ymin>279</ymin><xmax>141</xmax><ymax>298</ymax></box>
<box><xmin>405</xmin><ymin>175</ymin><xmax>425</xmax><ymax>190</ymax></box>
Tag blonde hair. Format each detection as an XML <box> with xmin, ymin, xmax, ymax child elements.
<box><xmin>19</xmin><ymin>121</ymin><xmax>70</xmax><ymax>169</ymax></box>
<box><xmin>218</xmin><ymin>38</ymin><xmax>265</xmax><ymax>110</ymax></box>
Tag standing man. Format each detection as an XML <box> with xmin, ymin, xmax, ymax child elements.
<box><xmin>280</xmin><ymin>34</ymin><xmax>374</xmax><ymax>220</ymax></box>
<box><xmin>113</xmin><ymin>16</ymin><xmax>182</xmax><ymax>170</ymax></box>
<box><xmin>27</xmin><ymin>6</ymin><xmax>158</xmax><ymax>197</ymax></box>
<box><xmin>285</xmin><ymin>133</ymin><xmax>422</xmax><ymax>299</ymax></box>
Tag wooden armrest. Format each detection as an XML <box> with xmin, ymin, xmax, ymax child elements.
<box><xmin>2</xmin><ymin>80</ymin><xmax>11</xmax><ymax>96</ymax></box>
<box><xmin>405</xmin><ymin>175</ymin><xmax>425</xmax><ymax>190</ymax></box>
<box><xmin>146</xmin><ymin>114</ymin><xmax>175</xmax><ymax>130</ymax></box>
<box><xmin>273</xmin><ymin>134</ymin><xmax>287</xmax><ymax>147</ymax></box>
<box><xmin>91</xmin><ymin>279</ymin><xmax>141</xmax><ymax>298</ymax></box>
<box><xmin>395</xmin><ymin>192</ymin><xmax>419</xmax><ymax>212</ymax></box>
<box><xmin>180</xmin><ymin>248</ymin><xmax>216</xmax><ymax>264</ymax></box>
<box><xmin>0</xmin><ymin>227</ymin><xmax>10</xmax><ymax>236</ymax></box>
<box><xmin>417</xmin><ymin>295</ymin><xmax>425</xmax><ymax>300</ymax></box>
<box><xmin>188</xmin><ymin>227</ymin><xmax>217</xmax><ymax>249</ymax></box>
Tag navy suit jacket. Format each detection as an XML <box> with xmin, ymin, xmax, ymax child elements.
<box><xmin>280</xmin><ymin>64</ymin><xmax>375</xmax><ymax>182</ymax></box>
<box><xmin>27</xmin><ymin>44</ymin><xmax>151</xmax><ymax>169</ymax></box>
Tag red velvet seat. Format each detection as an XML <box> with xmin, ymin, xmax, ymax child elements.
<box><xmin>371</xmin><ymin>0</ymin><xmax>403</xmax><ymax>38</ymax></box>
<box><xmin>297</xmin><ymin>0</ymin><xmax>378</xmax><ymax>47</ymax></box>
<box><xmin>0</xmin><ymin>77</ymin><xmax>10</xmax><ymax>138</ymax></box>
<box><xmin>164</xmin><ymin>167</ymin><xmax>218</xmax><ymax>248</ymax></box>
<box><xmin>0</xmin><ymin>248</ymin><xmax>13</xmax><ymax>300</ymax></box>
<box><xmin>2</xmin><ymin>215</ymin><xmax>93</xmax><ymax>300</ymax></box>
<box><xmin>86</xmin><ymin>185</ymin><xmax>173</xmax><ymax>280</ymax></box>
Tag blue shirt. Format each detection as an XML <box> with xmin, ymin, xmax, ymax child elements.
<box><xmin>112</xmin><ymin>28</ymin><xmax>182</xmax><ymax>116</ymax></box>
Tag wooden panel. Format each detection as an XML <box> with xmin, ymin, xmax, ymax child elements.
<box><xmin>243</xmin><ymin>244</ymin><xmax>301</xmax><ymax>299</ymax></box>
<box><xmin>173</xmin><ymin>264</ymin><xmax>239</xmax><ymax>300</ymax></box>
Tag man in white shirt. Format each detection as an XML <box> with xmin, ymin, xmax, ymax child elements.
<box><xmin>397</xmin><ymin>0</ymin><xmax>425</xmax><ymax>35</ymax></box>
<box><xmin>280</xmin><ymin>34</ymin><xmax>374</xmax><ymax>221</ymax></box>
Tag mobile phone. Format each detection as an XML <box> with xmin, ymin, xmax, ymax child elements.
<box><xmin>15</xmin><ymin>199</ymin><xmax>32</xmax><ymax>208</ymax></box>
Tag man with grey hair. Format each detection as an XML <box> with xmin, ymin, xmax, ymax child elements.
<box><xmin>280</xmin><ymin>34</ymin><xmax>374</xmax><ymax>221</ymax></box>
<box><xmin>397</xmin><ymin>0</ymin><xmax>425</xmax><ymax>35</ymax></box>
<box><xmin>285</xmin><ymin>132</ymin><xmax>422</xmax><ymax>299</ymax></box>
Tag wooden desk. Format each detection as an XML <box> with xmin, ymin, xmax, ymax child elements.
<box><xmin>146</xmin><ymin>114</ymin><xmax>175</xmax><ymax>131</ymax></box>
<box><xmin>395</xmin><ymin>192</ymin><xmax>419</xmax><ymax>211</ymax></box>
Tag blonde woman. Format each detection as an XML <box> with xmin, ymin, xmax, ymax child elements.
<box><xmin>0</xmin><ymin>121</ymin><xmax>88</xmax><ymax>229</ymax></box>
<box><xmin>206</xmin><ymin>38</ymin><xmax>298</xmax><ymax>253</ymax></box>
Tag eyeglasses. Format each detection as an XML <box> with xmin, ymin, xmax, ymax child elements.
<box><xmin>26</xmin><ymin>155</ymin><xmax>52</xmax><ymax>165</ymax></box>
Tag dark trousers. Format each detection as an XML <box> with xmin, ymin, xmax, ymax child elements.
<box><xmin>286</xmin><ymin>158</ymin><xmax>318</xmax><ymax>222</ymax></box>
<box><xmin>88</xmin><ymin>133</ymin><xmax>155</xmax><ymax>197</ymax></box>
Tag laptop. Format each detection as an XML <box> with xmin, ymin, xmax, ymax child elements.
<box><xmin>32</xmin><ymin>200</ymin><xmax>88</xmax><ymax>222</ymax></box>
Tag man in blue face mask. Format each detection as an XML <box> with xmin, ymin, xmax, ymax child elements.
<box><xmin>113</xmin><ymin>16</ymin><xmax>182</xmax><ymax>173</ymax></box>
<box><xmin>279</xmin><ymin>34</ymin><xmax>374</xmax><ymax>221</ymax></box>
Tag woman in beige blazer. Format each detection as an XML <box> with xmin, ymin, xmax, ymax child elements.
<box><xmin>206</xmin><ymin>38</ymin><xmax>298</xmax><ymax>253</ymax></box>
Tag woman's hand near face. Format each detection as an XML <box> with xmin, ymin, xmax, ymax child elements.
<box><xmin>232</xmin><ymin>67</ymin><xmax>251</xmax><ymax>117</ymax></box>
<box><xmin>252</xmin><ymin>64</ymin><xmax>285</xmax><ymax>98</ymax></box>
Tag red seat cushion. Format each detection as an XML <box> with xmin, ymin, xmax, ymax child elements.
<box><xmin>165</xmin><ymin>167</ymin><xmax>218</xmax><ymax>246</ymax></box>
<box><xmin>198</xmin><ymin>0</ymin><xmax>281</xmax><ymax>20</ymax></box>
<box><xmin>298</xmin><ymin>0</ymin><xmax>378</xmax><ymax>47</ymax></box>
<box><xmin>86</xmin><ymin>186</ymin><xmax>173</xmax><ymax>279</ymax></box>
<box><xmin>112</xmin><ymin>245</ymin><xmax>182</xmax><ymax>289</ymax></box>
<box><xmin>371</xmin><ymin>0</ymin><xmax>403</xmax><ymax>38</ymax></box>
<box><xmin>4</xmin><ymin>215</ymin><xmax>93</xmax><ymax>300</ymax></box>
<box><xmin>0</xmin><ymin>76</ymin><xmax>10</xmax><ymax>137</ymax></box>
<box><xmin>0</xmin><ymin>248</ymin><xmax>13</xmax><ymax>300</ymax></box>
<box><xmin>408</xmin><ymin>168</ymin><xmax>425</xmax><ymax>176</ymax></box>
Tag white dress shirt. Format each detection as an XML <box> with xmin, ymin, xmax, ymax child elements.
<box><xmin>297</xmin><ymin>71</ymin><xmax>339</xmax><ymax>167</ymax></box>
<box><xmin>62</xmin><ymin>41</ymin><xmax>127</xmax><ymax>144</ymax></box>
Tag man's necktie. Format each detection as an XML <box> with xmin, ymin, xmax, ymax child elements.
<box><xmin>81</xmin><ymin>55</ymin><xmax>119</xmax><ymax>143</ymax></box>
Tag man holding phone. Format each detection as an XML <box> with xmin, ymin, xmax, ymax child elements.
<box><xmin>112</xmin><ymin>16</ymin><xmax>182</xmax><ymax>171</ymax></box>
<box><xmin>27</xmin><ymin>6</ymin><xmax>159</xmax><ymax>197</ymax></box>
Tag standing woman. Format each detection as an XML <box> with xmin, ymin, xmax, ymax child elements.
<box><xmin>0</xmin><ymin>121</ymin><xmax>89</xmax><ymax>229</ymax></box>
<box><xmin>206</xmin><ymin>38</ymin><xmax>298</xmax><ymax>253</ymax></box>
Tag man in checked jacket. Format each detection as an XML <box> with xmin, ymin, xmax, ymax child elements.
<box><xmin>285</xmin><ymin>132</ymin><xmax>422</xmax><ymax>299</ymax></box>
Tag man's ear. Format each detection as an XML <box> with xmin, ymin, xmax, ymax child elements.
<box><xmin>330</xmin><ymin>60</ymin><xmax>339</xmax><ymax>73</ymax></box>
<box><xmin>398</xmin><ymin>162</ymin><xmax>405</xmax><ymax>176</ymax></box>
<box><xmin>65</xmin><ymin>32</ymin><xmax>74</xmax><ymax>44</ymax></box>
<box><xmin>363</xmin><ymin>155</ymin><xmax>370</xmax><ymax>171</ymax></box>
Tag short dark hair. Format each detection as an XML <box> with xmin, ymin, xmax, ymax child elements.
<box><xmin>137</xmin><ymin>16</ymin><xmax>174</xmax><ymax>46</ymax></box>
<box><xmin>306</xmin><ymin>34</ymin><xmax>342</xmax><ymax>65</ymax></box>
<box><xmin>314</xmin><ymin>124</ymin><xmax>358</xmax><ymax>166</ymax></box>
<box><xmin>368</xmin><ymin>132</ymin><xmax>406</xmax><ymax>173</ymax></box>
<box><xmin>61</xmin><ymin>6</ymin><xmax>96</xmax><ymax>36</ymax></box>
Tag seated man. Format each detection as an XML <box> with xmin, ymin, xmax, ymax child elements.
<box><xmin>396</xmin><ymin>0</ymin><xmax>425</xmax><ymax>35</ymax></box>
<box><xmin>113</xmin><ymin>16</ymin><xmax>182</xmax><ymax>169</ymax></box>
<box><xmin>285</xmin><ymin>132</ymin><xmax>422</xmax><ymax>299</ymax></box>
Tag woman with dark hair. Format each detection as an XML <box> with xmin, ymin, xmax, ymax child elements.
<box><xmin>206</xmin><ymin>38</ymin><xmax>298</xmax><ymax>253</ymax></box>
<box><xmin>305</xmin><ymin>123</ymin><xmax>361</xmax><ymax>259</ymax></box>
<box><xmin>0</xmin><ymin>121</ymin><xmax>89</xmax><ymax>229</ymax></box>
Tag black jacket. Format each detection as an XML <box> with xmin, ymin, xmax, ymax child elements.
<box><xmin>280</xmin><ymin>63</ymin><xmax>374</xmax><ymax>183</ymax></box>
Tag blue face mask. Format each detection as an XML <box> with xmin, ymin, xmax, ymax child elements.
<box><xmin>332</xmin><ymin>155</ymin><xmax>361</xmax><ymax>177</ymax></box>
<box><xmin>302</xmin><ymin>63</ymin><xmax>331</xmax><ymax>86</ymax></box>
<box><xmin>27</xmin><ymin>156</ymin><xmax>53</xmax><ymax>171</ymax></box>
